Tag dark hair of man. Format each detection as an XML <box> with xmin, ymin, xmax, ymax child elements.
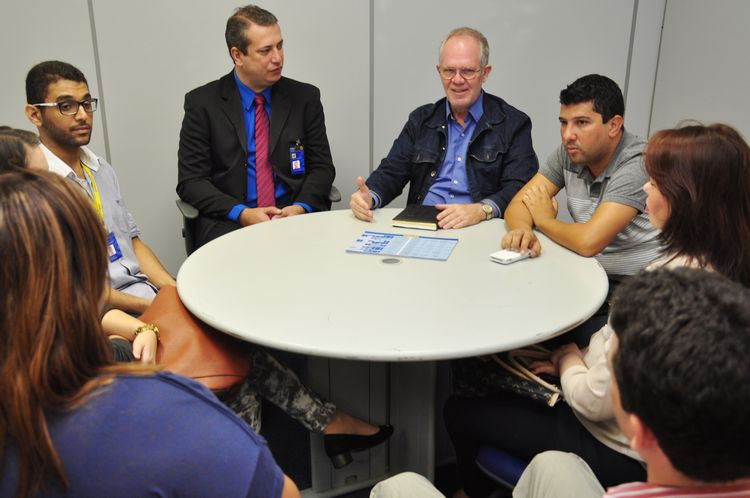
<box><xmin>225</xmin><ymin>4</ymin><xmax>278</xmax><ymax>56</ymax></box>
<box><xmin>645</xmin><ymin>123</ymin><xmax>750</xmax><ymax>287</ymax></box>
<box><xmin>610</xmin><ymin>267</ymin><xmax>750</xmax><ymax>482</ymax></box>
<box><xmin>0</xmin><ymin>170</ymin><xmax>153</xmax><ymax>497</ymax></box>
<box><xmin>559</xmin><ymin>74</ymin><xmax>624</xmax><ymax>123</ymax></box>
<box><xmin>0</xmin><ymin>133</ymin><xmax>28</xmax><ymax>171</ymax></box>
<box><xmin>25</xmin><ymin>60</ymin><xmax>88</xmax><ymax>104</ymax></box>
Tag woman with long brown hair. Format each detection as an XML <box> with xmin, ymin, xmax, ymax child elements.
<box><xmin>643</xmin><ymin>122</ymin><xmax>750</xmax><ymax>285</ymax></box>
<box><xmin>0</xmin><ymin>170</ymin><xmax>298</xmax><ymax>497</ymax></box>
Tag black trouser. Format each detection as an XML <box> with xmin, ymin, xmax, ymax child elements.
<box><xmin>110</xmin><ymin>338</ymin><xmax>135</xmax><ymax>362</ymax></box>
<box><xmin>443</xmin><ymin>393</ymin><xmax>646</xmax><ymax>497</ymax></box>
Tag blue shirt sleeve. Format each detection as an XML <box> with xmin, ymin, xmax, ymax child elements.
<box><xmin>293</xmin><ymin>201</ymin><xmax>312</xmax><ymax>213</ymax></box>
<box><xmin>370</xmin><ymin>190</ymin><xmax>382</xmax><ymax>209</ymax></box>
<box><xmin>228</xmin><ymin>204</ymin><xmax>248</xmax><ymax>222</ymax></box>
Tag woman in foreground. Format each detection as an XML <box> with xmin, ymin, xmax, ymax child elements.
<box><xmin>0</xmin><ymin>170</ymin><xmax>299</xmax><ymax>497</ymax></box>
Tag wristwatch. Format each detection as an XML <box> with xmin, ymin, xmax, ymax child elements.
<box><xmin>480</xmin><ymin>202</ymin><xmax>494</xmax><ymax>221</ymax></box>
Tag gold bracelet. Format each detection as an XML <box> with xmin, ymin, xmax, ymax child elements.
<box><xmin>133</xmin><ymin>323</ymin><xmax>160</xmax><ymax>342</ymax></box>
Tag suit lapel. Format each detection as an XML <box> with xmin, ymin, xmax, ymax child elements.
<box><xmin>270</xmin><ymin>78</ymin><xmax>290</xmax><ymax>155</ymax></box>
<box><xmin>219</xmin><ymin>72</ymin><xmax>248</xmax><ymax>155</ymax></box>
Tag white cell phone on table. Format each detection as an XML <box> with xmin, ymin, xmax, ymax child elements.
<box><xmin>490</xmin><ymin>249</ymin><xmax>531</xmax><ymax>265</ymax></box>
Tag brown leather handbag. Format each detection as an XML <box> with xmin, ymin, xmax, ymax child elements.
<box><xmin>139</xmin><ymin>285</ymin><xmax>252</xmax><ymax>392</ymax></box>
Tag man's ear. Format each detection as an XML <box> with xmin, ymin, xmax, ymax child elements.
<box><xmin>25</xmin><ymin>104</ymin><xmax>43</xmax><ymax>127</ymax></box>
<box><xmin>608</xmin><ymin>115</ymin><xmax>624</xmax><ymax>138</ymax></box>
<box><xmin>628</xmin><ymin>413</ymin><xmax>657</xmax><ymax>453</ymax></box>
<box><xmin>481</xmin><ymin>64</ymin><xmax>493</xmax><ymax>83</ymax></box>
<box><xmin>230</xmin><ymin>47</ymin><xmax>243</xmax><ymax>66</ymax></box>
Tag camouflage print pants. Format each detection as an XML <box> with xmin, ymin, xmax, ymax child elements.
<box><xmin>227</xmin><ymin>348</ymin><xmax>336</xmax><ymax>434</ymax></box>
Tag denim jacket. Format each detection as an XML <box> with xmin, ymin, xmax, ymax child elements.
<box><xmin>367</xmin><ymin>92</ymin><xmax>538</xmax><ymax>216</ymax></box>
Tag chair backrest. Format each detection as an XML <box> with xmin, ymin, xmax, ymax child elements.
<box><xmin>175</xmin><ymin>199</ymin><xmax>199</xmax><ymax>256</ymax></box>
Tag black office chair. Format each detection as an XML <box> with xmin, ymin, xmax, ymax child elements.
<box><xmin>176</xmin><ymin>185</ymin><xmax>342</xmax><ymax>256</ymax></box>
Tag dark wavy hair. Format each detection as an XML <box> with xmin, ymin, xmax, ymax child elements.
<box><xmin>610</xmin><ymin>267</ymin><xmax>750</xmax><ymax>482</ymax></box>
<box><xmin>644</xmin><ymin>123</ymin><xmax>750</xmax><ymax>287</ymax></box>
<box><xmin>559</xmin><ymin>74</ymin><xmax>624</xmax><ymax>123</ymax></box>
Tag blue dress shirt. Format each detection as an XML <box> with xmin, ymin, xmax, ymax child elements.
<box><xmin>421</xmin><ymin>94</ymin><xmax>484</xmax><ymax>206</ymax></box>
<box><xmin>228</xmin><ymin>70</ymin><xmax>311</xmax><ymax>221</ymax></box>
<box><xmin>371</xmin><ymin>92</ymin><xmax>499</xmax><ymax>216</ymax></box>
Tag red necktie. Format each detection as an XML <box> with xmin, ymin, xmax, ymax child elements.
<box><xmin>254</xmin><ymin>94</ymin><xmax>275</xmax><ymax>207</ymax></box>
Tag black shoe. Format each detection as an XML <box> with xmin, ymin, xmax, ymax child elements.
<box><xmin>324</xmin><ymin>424</ymin><xmax>394</xmax><ymax>469</ymax></box>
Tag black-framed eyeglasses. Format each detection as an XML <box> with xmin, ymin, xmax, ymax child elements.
<box><xmin>33</xmin><ymin>98</ymin><xmax>98</xmax><ymax>116</ymax></box>
<box><xmin>439</xmin><ymin>67</ymin><xmax>482</xmax><ymax>81</ymax></box>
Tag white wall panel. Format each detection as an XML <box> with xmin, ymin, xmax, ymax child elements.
<box><xmin>650</xmin><ymin>0</ymin><xmax>750</xmax><ymax>137</ymax></box>
<box><xmin>0</xmin><ymin>0</ymin><xmax>106</xmax><ymax>158</ymax></box>
<box><xmin>626</xmin><ymin>0</ymin><xmax>666</xmax><ymax>137</ymax></box>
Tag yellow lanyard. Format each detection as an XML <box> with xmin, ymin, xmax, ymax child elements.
<box><xmin>80</xmin><ymin>161</ymin><xmax>105</xmax><ymax>222</ymax></box>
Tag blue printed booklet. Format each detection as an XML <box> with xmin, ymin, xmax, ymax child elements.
<box><xmin>347</xmin><ymin>231</ymin><xmax>458</xmax><ymax>261</ymax></box>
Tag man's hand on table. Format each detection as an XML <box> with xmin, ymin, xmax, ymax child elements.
<box><xmin>350</xmin><ymin>176</ymin><xmax>374</xmax><ymax>222</ymax></box>
<box><xmin>272</xmin><ymin>205</ymin><xmax>305</xmax><ymax>220</ymax></box>
<box><xmin>435</xmin><ymin>203</ymin><xmax>485</xmax><ymax>229</ymax></box>
<box><xmin>501</xmin><ymin>227</ymin><xmax>541</xmax><ymax>257</ymax></box>
<box><xmin>239</xmin><ymin>206</ymin><xmax>282</xmax><ymax>226</ymax></box>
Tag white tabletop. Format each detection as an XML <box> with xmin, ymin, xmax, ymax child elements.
<box><xmin>177</xmin><ymin>208</ymin><xmax>608</xmax><ymax>361</ymax></box>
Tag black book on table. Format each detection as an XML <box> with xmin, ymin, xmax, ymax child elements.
<box><xmin>391</xmin><ymin>204</ymin><xmax>440</xmax><ymax>231</ymax></box>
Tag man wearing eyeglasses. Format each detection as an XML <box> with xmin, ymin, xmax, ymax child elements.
<box><xmin>24</xmin><ymin>60</ymin><xmax>175</xmax><ymax>315</ymax></box>
<box><xmin>350</xmin><ymin>27</ymin><xmax>538</xmax><ymax>228</ymax></box>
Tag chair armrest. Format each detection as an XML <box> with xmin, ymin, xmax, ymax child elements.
<box><xmin>176</xmin><ymin>199</ymin><xmax>199</xmax><ymax>220</ymax></box>
<box><xmin>328</xmin><ymin>185</ymin><xmax>342</xmax><ymax>203</ymax></box>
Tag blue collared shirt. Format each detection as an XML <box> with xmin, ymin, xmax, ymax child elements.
<box><xmin>422</xmin><ymin>94</ymin><xmax>484</xmax><ymax>206</ymax></box>
<box><xmin>228</xmin><ymin>70</ymin><xmax>310</xmax><ymax>221</ymax></box>
<box><xmin>371</xmin><ymin>92</ymin><xmax>499</xmax><ymax>216</ymax></box>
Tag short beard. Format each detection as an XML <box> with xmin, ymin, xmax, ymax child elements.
<box><xmin>43</xmin><ymin>121</ymin><xmax>91</xmax><ymax>149</ymax></box>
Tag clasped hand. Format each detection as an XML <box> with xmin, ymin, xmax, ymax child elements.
<box><xmin>529</xmin><ymin>342</ymin><xmax>584</xmax><ymax>376</ymax></box>
<box><xmin>522</xmin><ymin>184</ymin><xmax>558</xmax><ymax>223</ymax></box>
<box><xmin>239</xmin><ymin>205</ymin><xmax>305</xmax><ymax>226</ymax></box>
<box><xmin>132</xmin><ymin>330</ymin><xmax>158</xmax><ymax>364</ymax></box>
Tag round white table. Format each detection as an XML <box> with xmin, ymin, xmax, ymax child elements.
<box><xmin>177</xmin><ymin>208</ymin><xmax>608</xmax><ymax>361</ymax></box>
<box><xmin>176</xmin><ymin>208</ymin><xmax>609</xmax><ymax>494</ymax></box>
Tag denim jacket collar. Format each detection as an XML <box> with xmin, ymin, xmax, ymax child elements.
<box><xmin>424</xmin><ymin>91</ymin><xmax>507</xmax><ymax>131</ymax></box>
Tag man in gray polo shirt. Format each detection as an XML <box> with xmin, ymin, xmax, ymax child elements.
<box><xmin>502</xmin><ymin>74</ymin><xmax>660</xmax><ymax>280</ymax></box>
<box><xmin>24</xmin><ymin>61</ymin><xmax>175</xmax><ymax>314</ymax></box>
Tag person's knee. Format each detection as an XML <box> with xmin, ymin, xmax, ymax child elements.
<box><xmin>528</xmin><ymin>450</ymin><xmax>572</xmax><ymax>468</ymax></box>
<box><xmin>513</xmin><ymin>451</ymin><xmax>603</xmax><ymax>498</ymax></box>
<box><xmin>370</xmin><ymin>472</ymin><xmax>444</xmax><ymax>498</ymax></box>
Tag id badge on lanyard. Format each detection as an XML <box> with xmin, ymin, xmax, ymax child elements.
<box><xmin>82</xmin><ymin>162</ymin><xmax>122</xmax><ymax>262</ymax></box>
<box><xmin>289</xmin><ymin>139</ymin><xmax>305</xmax><ymax>175</ymax></box>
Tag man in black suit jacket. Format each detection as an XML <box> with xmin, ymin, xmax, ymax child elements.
<box><xmin>177</xmin><ymin>4</ymin><xmax>335</xmax><ymax>249</ymax></box>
